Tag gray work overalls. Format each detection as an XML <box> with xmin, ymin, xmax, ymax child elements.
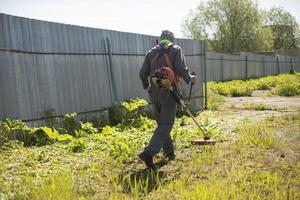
<box><xmin>139</xmin><ymin>44</ymin><xmax>191</xmax><ymax>157</ymax></box>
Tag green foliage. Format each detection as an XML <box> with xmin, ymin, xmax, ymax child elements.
<box><xmin>264</xmin><ymin>6</ymin><xmax>300</xmax><ymax>49</ymax></box>
<box><xmin>31</xmin><ymin>171</ymin><xmax>77</xmax><ymax>200</ymax></box>
<box><xmin>122</xmin><ymin>98</ymin><xmax>148</xmax><ymax>112</ymax></box>
<box><xmin>89</xmin><ymin>110</ymin><xmax>110</xmax><ymax>128</ymax></box>
<box><xmin>38</xmin><ymin>109</ymin><xmax>59</xmax><ymax>127</ymax></box>
<box><xmin>109</xmin><ymin>98</ymin><xmax>152</xmax><ymax>129</ymax></box>
<box><xmin>235</xmin><ymin>122</ymin><xmax>278</xmax><ymax>149</ymax></box>
<box><xmin>92</xmin><ymin>124</ymin><xmax>153</xmax><ymax>160</ymax></box>
<box><xmin>272</xmin><ymin>81</ymin><xmax>300</xmax><ymax>96</ymax></box>
<box><xmin>172</xmin><ymin>117</ymin><xmax>221</xmax><ymax>148</ymax></box>
<box><xmin>207</xmin><ymin>88</ymin><xmax>224</xmax><ymax>110</ymax></box>
<box><xmin>33</xmin><ymin>127</ymin><xmax>73</xmax><ymax>146</ymax></box>
<box><xmin>62</xmin><ymin>113</ymin><xmax>80</xmax><ymax>135</ymax></box>
<box><xmin>0</xmin><ymin>119</ymin><xmax>73</xmax><ymax>147</ymax></box>
<box><xmin>0</xmin><ymin>119</ymin><xmax>33</xmax><ymax>147</ymax></box>
<box><xmin>33</xmin><ymin>127</ymin><xmax>60</xmax><ymax>146</ymax></box>
<box><xmin>209</xmin><ymin>74</ymin><xmax>300</xmax><ymax>97</ymax></box>
<box><xmin>183</xmin><ymin>0</ymin><xmax>273</xmax><ymax>52</ymax></box>
<box><xmin>68</xmin><ymin>138</ymin><xmax>87</xmax><ymax>153</ymax></box>
<box><xmin>209</xmin><ymin>80</ymin><xmax>254</xmax><ymax>97</ymax></box>
<box><xmin>80</xmin><ymin>122</ymin><xmax>98</xmax><ymax>134</ymax></box>
<box><xmin>244</xmin><ymin>103</ymin><xmax>271</xmax><ymax>110</ymax></box>
<box><xmin>1</xmin><ymin>100</ymin><xmax>299</xmax><ymax>199</ymax></box>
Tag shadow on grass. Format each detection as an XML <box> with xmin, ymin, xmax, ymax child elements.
<box><xmin>118</xmin><ymin>160</ymin><xmax>169</xmax><ymax>196</ymax></box>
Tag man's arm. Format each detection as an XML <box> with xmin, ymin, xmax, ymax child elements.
<box><xmin>139</xmin><ymin>53</ymin><xmax>151</xmax><ymax>90</ymax></box>
<box><xmin>173</xmin><ymin>46</ymin><xmax>196</xmax><ymax>84</ymax></box>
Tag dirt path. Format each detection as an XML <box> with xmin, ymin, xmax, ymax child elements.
<box><xmin>214</xmin><ymin>91</ymin><xmax>300</xmax><ymax>131</ymax></box>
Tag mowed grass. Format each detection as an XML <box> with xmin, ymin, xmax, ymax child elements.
<box><xmin>1</xmin><ymin>112</ymin><xmax>299</xmax><ymax>199</ymax></box>
<box><xmin>1</xmin><ymin>74</ymin><xmax>300</xmax><ymax>199</ymax></box>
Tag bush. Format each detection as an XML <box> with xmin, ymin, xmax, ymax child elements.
<box><xmin>80</xmin><ymin>122</ymin><xmax>98</xmax><ymax>134</ymax></box>
<box><xmin>209</xmin><ymin>74</ymin><xmax>300</xmax><ymax>97</ymax></box>
<box><xmin>89</xmin><ymin>110</ymin><xmax>110</xmax><ymax>128</ymax></box>
<box><xmin>62</xmin><ymin>113</ymin><xmax>80</xmax><ymax>136</ymax></box>
<box><xmin>272</xmin><ymin>82</ymin><xmax>300</xmax><ymax>96</ymax></box>
<box><xmin>68</xmin><ymin>138</ymin><xmax>87</xmax><ymax>153</ymax></box>
<box><xmin>0</xmin><ymin>120</ymin><xmax>73</xmax><ymax>147</ymax></box>
<box><xmin>209</xmin><ymin>80</ymin><xmax>254</xmax><ymax>97</ymax></box>
<box><xmin>108</xmin><ymin>98</ymin><xmax>150</xmax><ymax>127</ymax></box>
<box><xmin>33</xmin><ymin>127</ymin><xmax>73</xmax><ymax>146</ymax></box>
<box><xmin>0</xmin><ymin>119</ymin><xmax>33</xmax><ymax>147</ymax></box>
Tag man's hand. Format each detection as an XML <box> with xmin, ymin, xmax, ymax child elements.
<box><xmin>145</xmin><ymin>85</ymin><xmax>151</xmax><ymax>92</ymax></box>
<box><xmin>190</xmin><ymin>74</ymin><xmax>197</xmax><ymax>84</ymax></box>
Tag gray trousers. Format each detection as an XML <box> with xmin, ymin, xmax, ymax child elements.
<box><xmin>143</xmin><ymin>87</ymin><xmax>177</xmax><ymax>156</ymax></box>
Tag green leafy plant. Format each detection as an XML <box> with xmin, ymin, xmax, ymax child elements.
<box><xmin>33</xmin><ymin>127</ymin><xmax>73</xmax><ymax>146</ymax></box>
<box><xmin>68</xmin><ymin>138</ymin><xmax>87</xmax><ymax>153</ymax></box>
<box><xmin>244</xmin><ymin>103</ymin><xmax>272</xmax><ymax>110</ymax></box>
<box><xmin>0</xmin><ymin>119</ymin><xmax>33</xmax><ymax>147</ymax></box>
<box><xmin>271</xmin><ymin>81</ymin><xmax>300</xmax><ymax>96</ymax></box>
<box><xmin>108</xmin><ymin>98</ymin><xmax>151</xmax><ymax>129</ymax></box>
<box><xmin>89</xmin><ymin>110</ymin><xmax>110</xmax><ymax>128</ymax></box>
<box><xmin>208</xmin><ymin>73</ymin><xmax>300</xmax><ymax>97</ymax></box>
<box><xmin>62</xmin><ymin>113</ymin><xmax>80</xmax><ymax>136</ymax></box>
<box><xmin>80</xmin><ymin>122</ymin><xmax>98</xmax><ymax>134</ymax></box>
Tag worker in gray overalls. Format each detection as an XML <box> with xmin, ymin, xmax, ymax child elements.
<box><xmin>139</xmin><ymin>30</ymin><xmax>197</xmax><ymax>168</ymax></box>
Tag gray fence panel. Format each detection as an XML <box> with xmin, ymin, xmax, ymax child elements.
<box><xmin>0</xmin><ymin>13</ymin><xmax>204</xmax><ymax>121</ymax></box>
<box><xmin>295</xmin><ymin>57</ymin><xmax>300</xmax><ymax>71</ymax></box>
<box><xmin>184</xmin><ymin>55</ymin><xmax>203</xmax><ymax>110</ymax></box>
<box><xmin>206</xmin><ymin>51</ymin><xmax>299</xmax><ymax>82</ymax></box>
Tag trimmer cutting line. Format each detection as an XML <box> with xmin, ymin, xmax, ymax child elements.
<box><xmin>169</xmin><ymin>84</ymin><xmax>216</xmax><ymax>146</ymax></box>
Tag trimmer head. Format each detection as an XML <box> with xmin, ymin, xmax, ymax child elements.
<box><xmin>191</xmin><ymin>138</ymin><xmax>216</xmax><ymax>146</ymax></box>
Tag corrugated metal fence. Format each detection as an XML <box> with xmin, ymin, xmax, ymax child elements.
<box><xmin>0</xmin><ymin>13</ymin><xmax>205</xmax><ymax>123</ymax></box>
<box><xmin>207</xmin><ymin>52</ymin><xmax>300</xmax><ymax>81</ymax></box>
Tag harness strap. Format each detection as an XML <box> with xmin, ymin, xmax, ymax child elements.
<box><xmin>150</xmin><ymin>46</ymin><xmax>181</xmax><ymax>91</ymax></box>
<box><xmin>163</xmin><ymin>53</ymin><xmax>172</xmax><ymax>67</ymax></box>
<box><xmin>163</xmin><ymin>53</ymin><xmax>180</xmax><ymax>90</ymax></box>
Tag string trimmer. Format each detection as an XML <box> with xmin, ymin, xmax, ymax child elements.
<box><xmin>169</xmin><ymin>82</ymin><xmax>216</xmax><ymax>146</ymax></box>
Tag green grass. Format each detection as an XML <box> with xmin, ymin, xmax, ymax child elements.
<box><xmin>208</xmin><ymin>73</ymin><xmax>300</xmax><ymax>98</ymax></box>
<box><xmin>1</xmin><ymin>75</ymin><xmax>300</xmax><ymax>199</ymax></box>
<box><xmin>244</xmin><ymin>102</ymin><xmax>272</xmax><ymax>110</ymax></box>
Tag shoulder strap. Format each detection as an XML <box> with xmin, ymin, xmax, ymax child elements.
<box><xmin>150</xmin><ymin>52</ymin><xmax>160</xmax><ymax>65</ymax></box>
<box><xmin>163</xmin><ymin>51</ymin><xmax>181</xmax><ymax>91</ymax></box>
<box><xmin>163</xmin><ymin>53</ymin><xmax>172</xmax><ymax>67</ymax></box>
<box><xmin>150</xmin><ymin>44</ymin><xmax>174</xmax><ymax>66</ymax></box>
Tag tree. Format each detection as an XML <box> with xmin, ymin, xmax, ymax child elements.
<box><xmin>182</xmin><ymin>0</ymin><xmax>273</xmax><ymax>53</ymax></box>
<box><xmin>263</xmin><ymin>7</ymin><xmax>300</xmax><ymax>50</ymax></box>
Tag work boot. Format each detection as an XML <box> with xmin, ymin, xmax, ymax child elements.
<box><xmin>166</xmin><ymin>152</ymin><xmax>176</xmax><ymax>161</ymax></box>
<box><xmin>138</xmin><ymin>152</ymin><xmax>155</xmax><ymax>168</ymax></box>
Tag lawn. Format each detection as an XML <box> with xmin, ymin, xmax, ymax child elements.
<box><xmin>0</xmin><ymin>74</ymin><xmax>299</xmax><ymax>200</ymax></box>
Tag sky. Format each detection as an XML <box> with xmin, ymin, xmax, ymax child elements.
<box><xmin>0</xmin><ymin>0</ymin><xmax>299</xmax><ymax>38</ymax></box>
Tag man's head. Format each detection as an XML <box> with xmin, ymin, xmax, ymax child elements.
<box><xmin>160</xmin><ymin>30</ymin><xmax>175</xmax><ymax>44</ymax></box>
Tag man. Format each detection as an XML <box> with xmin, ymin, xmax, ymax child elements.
<box><xmin>139</xmin><ymin>30</ymin><xmax>197</xmax><ymax>168</ymax></box>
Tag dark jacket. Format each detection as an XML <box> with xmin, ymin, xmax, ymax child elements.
<box><xmin>139</xmin><ymin>44</ymin><xmax>191</xmax><ymax>90</ymax></box>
